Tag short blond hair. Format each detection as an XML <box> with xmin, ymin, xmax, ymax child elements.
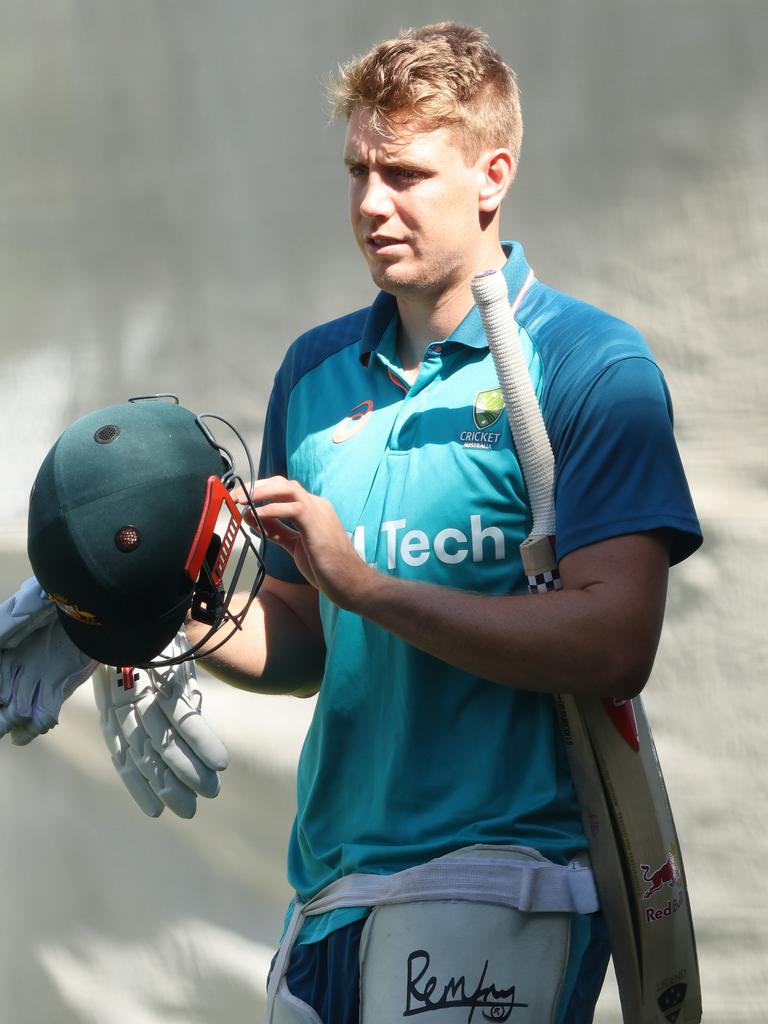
<box><xmin>330</xmin><ymin>22</ymin><xmax>522</xmax><ymax>164</ymax></box>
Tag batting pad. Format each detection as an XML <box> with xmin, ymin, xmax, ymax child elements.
<box><xmin>359</xmin><ymin>898</ymin><xmax>571</xmax><ymax>1023</ymax></box>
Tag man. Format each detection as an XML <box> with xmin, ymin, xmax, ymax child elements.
<box><xmin>186</xmin><ymin>21</ymin><xmax>702</xmax><ymax>1024</ymax></box>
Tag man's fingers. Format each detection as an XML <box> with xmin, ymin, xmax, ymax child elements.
<box><xmin>234</xmin><ymin>476</ymin><xmax>325</xmax><ymax>536</ymax></box>
<box><xmin>261</xmin><ymin>519</ymin><xmax>300</xmax><ymax>552</ymax></box>
<box><xmin>253</xmin><ymin>500</ymin><xmax>307</xmax><ymax>523</ymax></box>
<box><xmin>242</xmin><ymin>476</ymin><xmax>314</xmax><ymax>513</ymax></box>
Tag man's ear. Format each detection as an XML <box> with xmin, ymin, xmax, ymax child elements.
<box><xmin>478</xmin><ymin>149</ymin><xmax>515</xmax><ymax>213</ymax></box>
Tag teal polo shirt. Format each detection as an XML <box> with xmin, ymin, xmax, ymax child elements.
<box><xmin>259</xmin><ymin>242</ymin><xmax>702</xmax><ymax>943</ymax></box>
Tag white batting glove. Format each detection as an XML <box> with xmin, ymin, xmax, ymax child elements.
<box><xmin>0</xmin><ymin>578</ymin><xmax>98</xmax><ymax>744</ymax></box>
<box><xmin>93</xmin><ymin>633</ymin><xmax>229</xmax><ymax>819</ymax></box>
<box><xmin>0</xmin><ymin>576</ymin><xmax>56</xmax><ymax>649</ymax></box>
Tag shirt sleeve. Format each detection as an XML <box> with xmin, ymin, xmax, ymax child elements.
<box><xmin>257</xmin><ymin>365</ymin><xmax>307</xmax><ymax>584</ymax></box>
<box><xmin>553</xmin><ymin>356</ymin><xmax>702</xmax><ymax>565</ymax></box>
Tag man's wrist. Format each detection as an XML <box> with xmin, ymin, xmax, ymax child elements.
<box><xmin>335</xmin><ymin>560</ymin><xmax>381</xmax><ymax>615</ymax></box>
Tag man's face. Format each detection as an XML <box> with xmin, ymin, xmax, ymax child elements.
<box><xmin>344</xmin><ymin>108</ymin><xmax>490</xmax><ymax>299</ymax></box>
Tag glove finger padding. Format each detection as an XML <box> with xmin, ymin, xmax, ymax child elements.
<box><xmin>146</xmin><ymin>645</ymin><xmax>229</xmax><ymax>773</ymax></box>
<box><xmin>94</xmin><ymin>667</ymin><xmax>197</xmax><ymax>818</ymax></box>
<box><xmin>97</xmin><ymin>695</ymin><xmax>165</xmax><ymax>818</ymax></box>
<box><xmin>92</xmin><ymin>639</ymin><xmax>228</xmax><ymax>819</ymax></box>
<box><xmin>0</xmin><ymin>659</ymin><xmax>21</xmax><ymax>715</ymax></box>
<box><xmin>133</xmin><ymin>692</ymin><xmax>220</xmax><ymax>798</ymax></box>
<box><xmin>116</xmin><ymin>705</ymin><xmax>198</xmax><ymax>819</ymax></box>
<box><xmin>0</xmin><ymin>577</ymin><xmax>57</xmax><ymax>650</ymax></box>
<box><xmin>0</xmin><ymin>615</ymin><xmax>98</xmax><ymax>744</ymax></box>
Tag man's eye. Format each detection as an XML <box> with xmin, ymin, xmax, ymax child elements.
<box><xmin>347</xmin><ymin>165</ymin><xmax>367</xmax><ymax>178</ymax></box>
<box><xmin>396</xmin><ymin>169</ymin><xmax>423</xmax><ymax>182</ymax></box>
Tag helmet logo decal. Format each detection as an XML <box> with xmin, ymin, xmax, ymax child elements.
<box><xmin>48</xmin><ymin>593</ymin><xmax>100</xmax><ymax>626</ymax></box>
<box><xmin>332</xmin><ymin>400</ymin><xmax>374</xmax><ymax>444</ymax></box>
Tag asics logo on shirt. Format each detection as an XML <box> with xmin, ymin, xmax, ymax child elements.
<box><xmin>349</xmin><ymin>514</ymin><xmax>506</xmax><ymax>569</ymax></box>
<box><xmin>332</xmin><ymin>400</ymin><xmax>374</xmax><ymax>443</ymax></box>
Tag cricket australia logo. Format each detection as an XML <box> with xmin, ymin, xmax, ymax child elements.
<box><xmin>473</xmin><ymin>388</ymin><xmax>504</xmax><ymax>429</ymax></box>
<box><xmin>460</xmin><ymin>389</ymin><xmax>504</xmax><ymax>449</ymax></box>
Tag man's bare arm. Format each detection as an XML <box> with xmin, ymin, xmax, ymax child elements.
<box><xmin>185</xmin><ymin>575</ymin><xmax>325</xmax><ymax>697</ymax></box>
<box><xmin>351</xmin><ymin>531</ymin><xmax>669</xmax><ymax>699</ymax></box>
<box><xmin>247</xmin><ymin>476</ymin><xmax>670</xmax><ymax>700</ymax></box>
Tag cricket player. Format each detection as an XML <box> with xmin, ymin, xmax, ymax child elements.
<box><xmin>0</xmin><ymin>21</ymin><xmax>702</xmax><ymax>1024</ymax></box>
<box><xmin>185</xmin><ymin>21</ymin><xmax>703</xmax><ymax>1023</ymax></box>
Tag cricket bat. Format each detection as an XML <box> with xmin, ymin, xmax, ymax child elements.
<box><xmin>470</xmin><ymin>269</ymin><xmax>702</xmax><ymax>1024</ymax></box>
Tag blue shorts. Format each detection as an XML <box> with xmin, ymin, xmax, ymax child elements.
<box><xmin>278</xmin><ymin>912</ymin><xmax>611</xmax><ymax>1024</ymax></box>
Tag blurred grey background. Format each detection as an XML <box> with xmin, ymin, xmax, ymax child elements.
<box><xmin>0</xmin><ymin>1</ymin><xmax>765</xmax><ymax>1020</ymax></box>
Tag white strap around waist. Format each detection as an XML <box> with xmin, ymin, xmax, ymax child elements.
<box><xmin>265</xmin><ymin>845</ymin><xmax>599</xmax><ymax>1015</ymax></box>
<box><xmin>305</xmin><ymin>847</ymin><xmax>598</xmax><ymax>917</ymax></box>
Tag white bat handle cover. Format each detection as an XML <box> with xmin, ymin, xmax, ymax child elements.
<box><xmin>471</xmin><ymin>269</ymin><xmax>556</xmax><ymax>539</ymax></box>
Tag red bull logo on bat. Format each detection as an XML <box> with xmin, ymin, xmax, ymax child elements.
<box><xmin>640</xmin><ymin>853</ymin><xmax>680</xmax><ymax>900</ymax></box>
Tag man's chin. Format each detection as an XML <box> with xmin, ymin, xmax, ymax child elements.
<box><xmin>367</xmin><ymin>260</ymin><xmax>420</xmax><ymax>295</ymax></box>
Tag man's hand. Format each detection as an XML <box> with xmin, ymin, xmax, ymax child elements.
<box><xmin>233</xmin><ymin>476</ymin><xmax>376</xmax><ymax>609</ymax></box>
<box><xmin>0</xmin><ymin>579</ymin><xmax>98</xmax><ymax>744</ymax></box>
<box><xmin>93</xmin><ymin>632</ymin><xmax>229</xmax><ymax>818</ymax></box>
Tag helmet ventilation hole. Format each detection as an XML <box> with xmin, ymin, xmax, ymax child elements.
<box><xmin>115</xmin><ymin>526</ymin><xmax>141</xmax><ymax>552</ymax></box>
<box><xmin>94</xmin><ymin>424</ymin><xmax>121</xmax><ymax>444</ymax></box>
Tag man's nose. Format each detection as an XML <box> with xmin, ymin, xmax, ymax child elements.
<box><xmin>358</xmin><ymin>174</ymin><xmax>394</xmax><ymax>219</ymax></box>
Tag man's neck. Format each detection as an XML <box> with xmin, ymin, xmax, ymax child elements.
<box><xmin>395</xmin><ymin>245</ymin><xmax>507</xmax><ymax>375</ymax></box>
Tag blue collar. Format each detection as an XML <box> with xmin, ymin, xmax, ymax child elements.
<box><xmin>358</xmin><ymin>241</ymin><xmax>534</xmax><ymax>364</ymax></box>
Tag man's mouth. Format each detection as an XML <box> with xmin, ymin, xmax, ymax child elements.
<box><xmin>366</xmin><ymin>235</ymin><xmax>405</xmax><ymax>255</ymax></box>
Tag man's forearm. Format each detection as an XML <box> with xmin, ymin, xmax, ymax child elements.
<box><xmin>344</xmin><ymin>533</ymin><xmax>670</xmax><ymax>699</ymax></box>
<box><xmin>247</xmin><ymin>478</ymin><xmax>670</xmax><ymax>699</ymax></box>
<box><xmin>185</xmin><ymin>585</ymin><xmax>325</xmax><ymax>697</ymax></box>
